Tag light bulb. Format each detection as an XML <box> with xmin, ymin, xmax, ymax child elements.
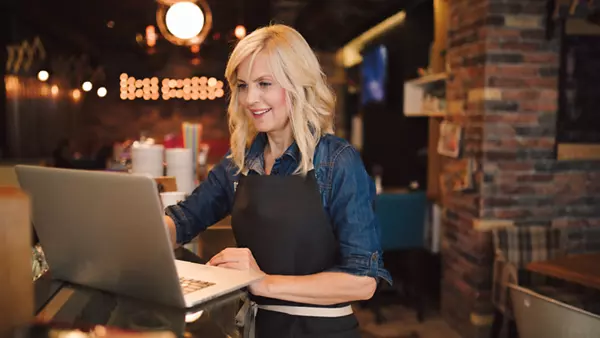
<box><xmin>165</xmin><ymin>2</ymin><xmax>205</xmax><ymax>40</ymax></box>
<box><xmin>82</xmin><ymin>81</ymin><xmax>93</xmax><ymax>92</ymax></box>
<box><xmin>234</xmin><ymin>25</ymin><xmax>246</xmax><ymax>39</ymax></box>
<box><xmin>38</xmin><ymin>70</ymin><xmax>49</xmax><ymax>82</ymax></box>
<box><xmin>97</xmin><ymin>87</ymin><xmax>107</xmax><ymax>97</ymax></box>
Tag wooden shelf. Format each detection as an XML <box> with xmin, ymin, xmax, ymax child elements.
<box><xmin>405</xmin><ymin>72</ymin><xmax>448</xmax><ymax>86</ymax></box>
<box><xmin>404</xmin><ymin>73</ymin><xmax>447</xmax><ymax>118</ymax></box>
<box><xmin>405</xmin><ymin>111</ymin><xmax>447</xmax><ymax>117</ymax></box>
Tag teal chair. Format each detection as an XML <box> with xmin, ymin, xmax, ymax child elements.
<box><xmin>367</xmin><ymin>190</ymin><xmax>429</xmax><ymax>326</ymax></box>
<box><xmin>376</xmin><ymin>191</ymin><xmax>427</xmax><ymax>251</ymax></box>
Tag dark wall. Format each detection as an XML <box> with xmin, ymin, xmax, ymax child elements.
<box><xmin>360</xmin><ymin>1</ymin><xmax>433</xmax><ymax>188</ymax></box>
<box><xmin>557</xmin><ymin>34</ymin><xmax>600</xmax><ymax>143</ymax></box>
<box><xmin>0</xmin><ymin>1</ymin><xmax>18</xmax><ymax>158</ymax></box>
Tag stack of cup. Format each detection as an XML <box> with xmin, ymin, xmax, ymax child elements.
<box><xmin>165</xmin><ymin>148</ymin><xmax>195</xmax><ymax>194</ymax></box>
<box><xmin>131</xmin><ymin>144</ymin><xmax>164</xmax><ymax>178</ymax></box>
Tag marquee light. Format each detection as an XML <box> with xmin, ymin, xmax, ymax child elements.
<box><xmin>119</xmin><ymin>75</ymin><xmax>224</xmax><ymax>101</ymax></box>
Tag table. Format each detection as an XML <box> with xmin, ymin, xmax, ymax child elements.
<box><xmin>23</xmin><ymin>248</ymin><xmax>245</xmax><ymax>338</ymax></box>
<box><xmin>527</xmin><ymin>253</ymin><xmax>600</xmax><ymax>290</ymax></box>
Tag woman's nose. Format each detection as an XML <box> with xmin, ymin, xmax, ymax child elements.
<box><xmin>245</xmin><ymin>85</ymin><xmax>259</xmax><ymax>105</ymax></box>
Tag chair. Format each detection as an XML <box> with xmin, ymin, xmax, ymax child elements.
<box><xmin>378</xmin><ymin>191</ymin><xmax>427</xmax><ymax>251</ymax></box>
<box><xmin>510</xmin><ymin>284</ymin><xmax>600</xmax><ymax>338</ymax></box>
<box><xmin>362</xmin><ymin>191</ymin><xmax>430</xmax><ymax>326</ymax></box>
<box><xmin>490</xmin><ymin>226</ymin><xmax>597</xmax><ymax>338</ymax></box>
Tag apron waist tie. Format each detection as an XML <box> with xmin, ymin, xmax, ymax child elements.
<box><xmin>235</xmin><ymin>296</ymin><xmax>353</xmax><ymax>338</ymax></box>
<box><xmin>258</xmin><ymin>304</ymin><xmax>353</xmax><ymax>317</ymax></box>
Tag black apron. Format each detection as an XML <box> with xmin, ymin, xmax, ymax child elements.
<box><xmin>231</xmin><ymin>170</ymin><xmax>361</xmax><ymax>338</ymax></box>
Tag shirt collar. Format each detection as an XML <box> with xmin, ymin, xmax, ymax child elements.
<box><xmin>245</xmin><ymin>133</ymin><xmax>300</xmax><ymax>170</ymax></box>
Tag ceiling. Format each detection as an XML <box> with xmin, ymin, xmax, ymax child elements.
<box><xmin>10</xmin><ymin>0</ymin><xmax>420</xmax><ymax>74</ymax></box>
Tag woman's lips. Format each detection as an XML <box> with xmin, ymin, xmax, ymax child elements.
<box><xmin>251</xmin><ymin>108</ymin><xmax>271</xmax><ymax>118</ymax></box>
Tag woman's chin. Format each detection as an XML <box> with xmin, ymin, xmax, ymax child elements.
<box><xmin>252</xmin><ymin>122</ymin><xmax>272</xmax><ymax>133</ymax></box>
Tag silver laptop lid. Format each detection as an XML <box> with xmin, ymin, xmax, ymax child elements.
<box><xmin>509</xmin><ymin>284</ymin><xmax>600</xmax><ymax>338</ymax></box>
<box><xmin>15</xmin><ymin>165</ymin><xmax>185</xmax><ymax>307</ymax></box>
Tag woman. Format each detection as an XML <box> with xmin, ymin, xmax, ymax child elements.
<box><xmin>164</xmin><ymin>24</ymin><xmax>391</xmax><ymax>337</ymax></box>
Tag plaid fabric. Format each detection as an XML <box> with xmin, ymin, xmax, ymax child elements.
<box><xmin>491</xmin><ymin>226</ymin><xmax>566</xmax><ymax>316</ymax></box>
<box><xmin>493</xmin><ymin>227</ymin><xmax>566</xmax><ymax>269</ymax></box>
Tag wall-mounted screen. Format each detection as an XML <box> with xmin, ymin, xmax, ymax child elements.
<box><xmin>361</xmin><ymin>45</ymin><xmax>387</xmax><ymax>105</ymax></box>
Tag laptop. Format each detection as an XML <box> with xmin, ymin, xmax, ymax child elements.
<box><xmin>509</xmin><ymin>284</ymin><xmax>600</xmax><ymax>338</ymax></box>
<box><xmin>15</xmin><ymin>165</ymin><xmax>263</xmax><ymax>309</ymax></box>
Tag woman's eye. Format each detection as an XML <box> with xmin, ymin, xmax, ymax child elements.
<box><xmin>259</xmin><ymin>82</ymin><xmax>271</xmax><ymax>88</ymax></box>
<box><xmin>237</xmin><ymin>83</ymin><xmax>247</xmax><ymax>90</ymax></box>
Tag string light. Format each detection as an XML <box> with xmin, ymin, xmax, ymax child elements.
<box><xmin>72</xmin><ymin>89</ymin><xmax>81</xmax><ymax>100</ymax></box>
<box><xmin>82</xmin><ymin>81</ymin><xmax>92</xmax><ymax>92</ymax></box>
<box><xmin>37</xmin><ymin>70</ymin><xmax>49</xmax><ymax>82</ymax></box>
<box><xmin>234</xmin><ymin>25</ymin><xmax>246</xmax><ymax>39</ymax></box>
<box><xmin>146</xmin><ymin>25</ymin><xmax>157</xmax><ymax>48</ymax></box>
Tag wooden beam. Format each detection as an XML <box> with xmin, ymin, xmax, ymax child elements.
<box><xmin>473</xmin><ymin>219</ymin><xmax>515</xmax><ymax>232</ymax></box>
<box><xmin>566</xmin><ymin>18</ymin><xmax>600</xmax><ymax>35</ymax></box>
<box><xmin>557</xmin><ymin>143</ymin><xmax>600</xmax><ymax>160</ymax></box>
<box><xmin>426</xmin><ymin>0</ymin><xmax>449</xmax><ymax>203</ymax></box>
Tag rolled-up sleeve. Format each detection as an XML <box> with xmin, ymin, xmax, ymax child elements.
<box><xmin>325</xmin><ymin>146</ymin><xmax>392</xmax><ymax>286</ymax></box>
<box><xmin>165</xmin><ymin>155</ymin><xmax>234</xmax><ymax>244</ymax></box>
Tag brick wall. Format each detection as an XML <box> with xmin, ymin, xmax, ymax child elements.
<box><xmin>79</xmin><ymin>97</ymin><xmax>229</xmax><ymax>147</ymax></box>
<box><xmin>443</xmin><ymin>1</ymin><xmax>491</xmax><ymax>335</ymax></box>
<box><xmin>442</xmin><ymin>1</ymin><xmax>600</xmax><ymax>337</ymax></box>
<box><xmin>78</xmin><ymin>52</ymin><xmax>342</xmax><ymax>160</ymax></box>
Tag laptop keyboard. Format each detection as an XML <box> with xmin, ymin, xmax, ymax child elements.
<box><xmin>179</xmin><ymin>277</ymin><xmax>215</xmax><ymax>295</ymax></box>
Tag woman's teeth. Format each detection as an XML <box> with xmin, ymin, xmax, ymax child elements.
<box><xmin>253</xmin><ymin>109</ymin><xmax>271</xmax><ymax>115</ymax></box>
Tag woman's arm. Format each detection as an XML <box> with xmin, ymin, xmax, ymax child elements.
<box><xmin>164</xmin><ymin>215</ymin><xmax>178</xmax><ymax>248</ymax></box>
<box><xmin>322</xmin><ymin>145</ymin><xmax>392</xmax><ymax>285</ymax></box>
<box><xmin>207</xmin><ymin>248</ymin><xmax>376</xmax><ymax>305</ymax></box>
<box><xmin>255</xmin><ymin>273</ymin><xmax>377</xmax><ymax>305</ymax></box>
<box><xmin>164</xmin><ymin>155</ymin><xmax>235</xmax><ymax>246</ymax></box>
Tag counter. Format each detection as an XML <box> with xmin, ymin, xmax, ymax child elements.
<box><xmin>24</xmin><ymin>248</ymin><xmax>245</xmax><ymax>338</ymax></box>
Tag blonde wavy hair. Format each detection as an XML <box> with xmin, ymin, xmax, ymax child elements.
<box><xmin>224</xmin><ymin>24</ymin><xmax>335</xmax><ymax>176</ymax></box>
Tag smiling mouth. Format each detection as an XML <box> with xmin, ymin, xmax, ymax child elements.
<box><xmin>252</xmin><ymin>108</ymin><xmax>271</xmax><ymax>116</ymax></box>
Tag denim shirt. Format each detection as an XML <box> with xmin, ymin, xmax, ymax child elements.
<box><xmin>166</xmin><ymin>133</ymin><xmax>392</xmax><ymax>285</ymax></box>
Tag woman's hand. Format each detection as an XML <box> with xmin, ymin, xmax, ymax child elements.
<box><xmin>207</xmin><ymin>248</ymin><xmax>268</xmax><ymax>295</ymax></box>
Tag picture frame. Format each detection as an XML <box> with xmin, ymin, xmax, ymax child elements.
<box><xmin>437</xmin><ymin>120</ymin><xmax>463</xmax><ymax>158</ymax></box>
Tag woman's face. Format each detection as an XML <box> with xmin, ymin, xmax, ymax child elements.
<box><xmin>236</xmin><ymin>51</ymin><xmax>290</xmax><ymax>134</ymax></box>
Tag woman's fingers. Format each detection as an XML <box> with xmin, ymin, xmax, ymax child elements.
<box><xmin>207</xmin><ymin>248</ymin><xmax>253</xmax><ymax>267</ymax></box>
<box><xmin>212</xmin><ymin>262</ymin><xmax>244</xmax><ymax>270</ymax></box>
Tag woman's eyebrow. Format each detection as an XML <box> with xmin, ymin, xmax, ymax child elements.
<box><xmin>253</xmin><ymin>75</ymin><xmax>273</xmax><ymax>81</ymax></box>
